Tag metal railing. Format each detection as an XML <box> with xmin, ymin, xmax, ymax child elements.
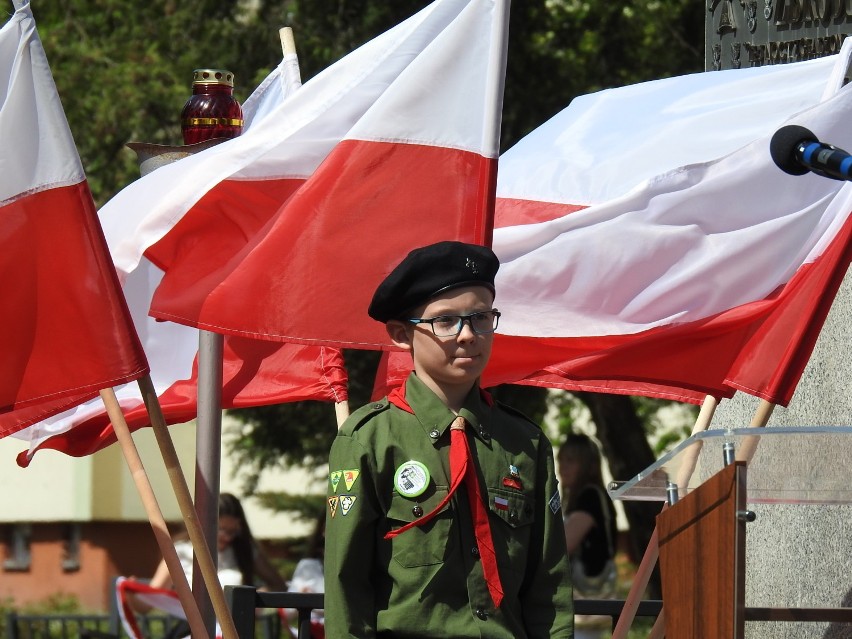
<box><xmin>224</xmin><ymin>586</ymin><xmax>662</xmax><ymax>639</ymax></box>
<box><xmin>4</xmin><ymin>612</ymin><xmax>181</xmax><ymax>639</ymax></box>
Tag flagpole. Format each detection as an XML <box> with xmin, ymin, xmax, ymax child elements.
<box><xmin>98</xmin><ymin>387</ymin><xmax>210</xmax><ymax>639</ymax></box>
<box><xmin>279</xmin><ymin>27</ymin><xmax>303</xmax><ymax>90</ymax></box>
<box><xmin>674</xmin><ymin>394</ymin><xmax>720</xmax><ymax>493</ymax></box>
<box><xmin>335</xmin><ymin>401</ymin><xmax>350</xmax><ymax>429</ymax></box>
<box><xmin>138</xmin><ymin>374</ymin><xmax>239</xmax><ymax>639</ymax></box>
<box><xmin>610</xmin><ymin>522</ymin><xmax>662</xmax><ymax>639</ymax></box>
<box><xmin>194</xmin><ymin>329</ymin><xmax>225</xmax><ymax>638</ymax></box>
<box><xmin>735</xmin><ymin>399</ymin><xmax>775</xmax><ymax>462</ymax></box>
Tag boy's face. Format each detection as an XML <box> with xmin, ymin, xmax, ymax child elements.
<box><xmin>387</xmin><ymin>285</ymin><xmax>495</xmax><ymax>396</ymax></box>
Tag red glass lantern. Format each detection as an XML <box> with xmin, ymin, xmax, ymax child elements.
<box><xmin>181</xmin><ymin>68</ymin><xmax>243</xmax><ymax>145</ymax></box>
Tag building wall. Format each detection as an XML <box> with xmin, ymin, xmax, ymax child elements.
<box><xmin>0</xmin><ymin>522</ymin><xmax>162</xmax><ymax>610</ymax></box>
<box><xmin>0</xmin><ymin>413</ymin><xmax>325</xmax><ymax>611</ymax></box>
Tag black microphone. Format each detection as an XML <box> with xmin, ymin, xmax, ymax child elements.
<box><xmin>770</xmin><ymin>124</ymin><xmax>852</xmax><ymax>181</ymax></box>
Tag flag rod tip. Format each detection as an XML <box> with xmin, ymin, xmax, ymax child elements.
<box><xmin>279</xmin><ymin>27</ymin><xmax>297</xmax><ymax>56</ymax></box>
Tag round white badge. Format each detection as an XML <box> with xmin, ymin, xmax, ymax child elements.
<box><xmin>394</xmin><ymin>461</ymin><xmax>430</xmax><ymax>498</ymax></box>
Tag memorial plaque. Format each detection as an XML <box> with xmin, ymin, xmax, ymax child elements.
<box><xmin>706</xmin><ymin>0</ymin><xmax>852</xmax><ymax>70</ymax></box>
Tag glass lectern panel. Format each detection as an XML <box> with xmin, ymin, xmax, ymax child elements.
<box><xmin>608</xmin><ymin>426</ymin><xmax>852</xmax><ymax>504</ymax></box>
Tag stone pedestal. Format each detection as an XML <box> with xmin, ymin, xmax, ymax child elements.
<box><xmin>712</xmin><ymin>269</ymin><xmax>852</xmax><ymax>639</ymax></box>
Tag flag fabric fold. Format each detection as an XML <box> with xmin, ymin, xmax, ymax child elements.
<box><xmin>0</xmin><ymin>1</ymin><xmax>148</xmax><ymax>439</ymax></box>
<box><xmin>14</xmin><ymin>56</ymin><xmax>348</xmax><ymax>466</ymax></box>
<box><xmin>98</xmin><ymin>0</ymin><xmax>508</xmax><ymax>350</ymax></box>
<box><xmin>115</xmin><ymin>577</ymin><xmax>189</xmax><ymax>639</ymax></box>
<box><xmin>378</xmin><ymin>50</ymin><xmax>852</xmax><ymax>406</ymax></box>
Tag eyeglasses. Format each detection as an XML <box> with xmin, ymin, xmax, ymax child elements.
<box><xmin>408</xmin><ymin>309</ymin><xmax>500</xmax><ymax>337</ymax></box>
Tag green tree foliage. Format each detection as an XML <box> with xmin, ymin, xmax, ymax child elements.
<box><xmin>33</xmin><ymin>0</ymin><xmax>703</xmax><ymax>205</ymax></box>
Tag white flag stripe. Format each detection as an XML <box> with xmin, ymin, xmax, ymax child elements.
<box><xmin>496</xmin><ymin>53</ymin><xmax>840</xmax><ymax>207</ymax></box>
<box><xmin>0</xmin><ymin>3</ymin><xmax>84</xmax><ymax>202</ymax></box>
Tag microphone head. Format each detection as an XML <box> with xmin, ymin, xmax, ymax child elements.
<box><xmin>770</xmin><ymin>124</ymin><xmax>816</xmax><ymax>176</ymax></box>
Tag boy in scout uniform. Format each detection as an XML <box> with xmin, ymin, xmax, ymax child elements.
<box><xmin>325</xmin><ymin>241</ymin><xmax>574</xmax><ymax>638</ymax></box>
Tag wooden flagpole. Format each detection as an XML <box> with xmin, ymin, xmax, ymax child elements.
<box><xmin>675</xmin><ymin>394</ymin><xmax>720</xmax><ymax>493</ymax></box>
<box><xmin>736</xmin><ymin>398</ymin><xmax>775</xmax><ymax>462</ymax></box>
<box><xmin>98</xmin><ymin>387</ymin><xmax>210</xmax><ymax>639</ymax></box>
<box><xmin>336</xmin><ymin>401</ymin><xmax>350</xmax><ymax>429</ymax></box>
<box><xmin>647</xmin><ymin>610</ymin><xmax>666</xmax><ymax>638</ymax></box>
<box><xmin>137</xmin><ymin>375</ymin><xmax>239</xmax><ymax>639</ymax></box>
<box><xmin>611</xmin><ymin>524</ymin><xmax>662</xmax><ymax>639</ymax></box>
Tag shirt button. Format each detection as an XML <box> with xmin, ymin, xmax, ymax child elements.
<box><xmin>509</xmin><ymin>511</ymin><xmax>518</xmax><ymax>523</ymax></box>
<box><xmin>412</xmin><ymin>505</ymin><xmax>424</xmax><ymax>518</ymax></box>
<box><xmin>479</xmin><ymin>429</ymin><xmax>490</xmax><ymax>441</ymax></box>
<box><xmin>429</xmin><ymin>429</ymin><xmax>440</xmax><ymax>439</ymax></box>
<box><xmin>470</xmin><ymin>546</ymin><xmax>480</xmax><ymax>558</ymax></box>
<box><xmin>475</xmin><ymin>608</ymin><xmax>488</xmax><ymax>621</ymax></box>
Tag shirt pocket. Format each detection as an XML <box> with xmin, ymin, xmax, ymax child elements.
<box><xmin>386</xmin><ymin>488</ymin><xmax>453</xmax><ymax>568</ymax></box>
<box><xmin>487</xmin><ymin>487</ymin><xmax>534</xmax><ymax>580</ymax></box>
<box><xmin>488</xmin><ymin>487</ymin><xmax>534</xmax><ymax>528</ymax></box>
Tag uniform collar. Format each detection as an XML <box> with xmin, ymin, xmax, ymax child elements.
<box><xmin>389</xmin><ymin>373</ymin><xmax>494</xmax><ymax>446</ymax></box>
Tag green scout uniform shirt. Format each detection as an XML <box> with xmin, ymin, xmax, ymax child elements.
<box><xmin>325</xmin><ymin>373</ymin><xmax>574</xmax><ymax>638</ymax></box>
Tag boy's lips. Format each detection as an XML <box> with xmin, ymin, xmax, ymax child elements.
<box><xmin>453</xmin><ymin>353</ymin><xmax>480</xmax><ymax>362</ymax></box>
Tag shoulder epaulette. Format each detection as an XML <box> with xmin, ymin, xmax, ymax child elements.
<box><xmin>495</xmin><ymin>400</ymin><xmax>543</xmax><ymax>432</ymax></box>
<box><xmin>338</xmin><ymin>398</ymin><xmax>391</xmax><ymax>436</ymax></box>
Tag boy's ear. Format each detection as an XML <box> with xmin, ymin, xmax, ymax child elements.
<box><xmin>386</xmin><ymin>320</ymin><xmax>413</xmax><ymax>351</ymax></box>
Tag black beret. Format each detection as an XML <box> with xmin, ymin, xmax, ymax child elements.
<box><xmin>368</xmin><ymin>241</ymin><xmax>499</xmax><ymax>322</ymax></box>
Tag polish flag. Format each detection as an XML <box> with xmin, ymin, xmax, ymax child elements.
<box><xmin>98</xmin><ymin>0</ymin><xmax>509</xmax><ymax>350</ymax></box>
<box><xmin>0</xmin><ymin>1</ymin><xmax>147</xmax><ymax>439</ymax></box>
<box><xmin>115</xmin><ymin>577</ymin><xmax>187</xmax><ymax>639</ymax></box>
<box><xmin>13</xmin><ymin>54</ymin><xmax>348</xmax><ymax>466</ymax></box>
<box><xmin>377</xmin><ymin>48</ymin><xmax>852</xmax><ymax>406</ymax></box>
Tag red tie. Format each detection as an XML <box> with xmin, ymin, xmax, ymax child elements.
<box><xmin>385</xmin><ymin>416</ymin><xmax>504</xmax><ymax>608</ymax></box>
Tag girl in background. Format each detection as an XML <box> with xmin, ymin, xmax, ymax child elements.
<box><xmin>558</xmin><ymin>434</ymin><xmax>618</xmax><ymax>597</ymax></box>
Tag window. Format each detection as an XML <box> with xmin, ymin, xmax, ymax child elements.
<box><xmin>62</xmin><ymin>523</ymin><xmax>81</xmax><ymax>572</ymax></box>
<box><xmin>3</xmin><ymin>524</ymin><xmax>32</xmax><ymax>571</ymax></box>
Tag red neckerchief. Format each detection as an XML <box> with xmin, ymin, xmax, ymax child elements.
<box><xmin>387</xmin><ymin>377</ymin><xmax>494</xmax><ymax>414</ymax></box>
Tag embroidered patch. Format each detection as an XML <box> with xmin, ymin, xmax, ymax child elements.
<box><xmin>343</xmin><ymin>469</ymin><xmax>360</xmax><ymax>491</ymax></box>
<box><xmin>502</xmin><ymin>476</ymin><xmax>523</xmax><ymax>491</ymax></box>
<box><xmin>339</xmin><ymin>494</ymin><xmax>357</xmax><ymax>516</ymax></box>
<box><xmin>549</xmin><ymin>490</ymin><xmax>561</xmax><ymax>515</ymax></box>
<box><xmin>494</xmin><ymin>496</ymin><xmax>509</xmax><ymax>511</ymax></box>
<box><xmin>329</xmin><ymin>470</ymin><xmax>342</xmax><ymax>493</ymax></box>
<box><xmin>327</xmin><ymin>496</ymin><xmax>339</xmax><ymax>518</ymax></box>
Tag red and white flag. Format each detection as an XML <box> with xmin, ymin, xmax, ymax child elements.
<box><xmin>115</xmin><ymin>577</ymin><xmax>188</xmax><ymax>639</ymax></box>
<box><xmin>378</xmin><ymin>49</ymin><xmax>852</xmax><ymax>406</ymax></box>
<box><xmin>14</xmin><ymin>55</ymin><xmax>348</xmax><ymax>466</ymax></box>
<box><xmin>0</xmin><ymin>1</ymin><xmax>148</xmax><ymax>440</ymax></box>
<box><xmin>98</xmin><ymin>0</ymin><xmax>509</xmax><ymax>349</ymax></box>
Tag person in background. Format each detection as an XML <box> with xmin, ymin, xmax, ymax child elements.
<box><xmin>325</xmin><ymin>241</ymin><xmax>573</xmax><ymax>638</ymax></box>
<box><xmin>146</xmin><ymin>492</ymin><xmax>287</xmax><ymax>595</ymax></box>
<box><xmin>558</xmin><ymin>434</ymin><xmax>618</xmax><ymax>637</ymax></box>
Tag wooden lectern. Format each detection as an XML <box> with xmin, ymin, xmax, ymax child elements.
<box><xmin>609</xmin><ymin>426</ymin><xmax>852</xmax><ymax>638</ymax></box>
<box><xmin>657</xmin><ymin>461</ymin><xmax>747</xmax><ymax>638</ymax></box>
